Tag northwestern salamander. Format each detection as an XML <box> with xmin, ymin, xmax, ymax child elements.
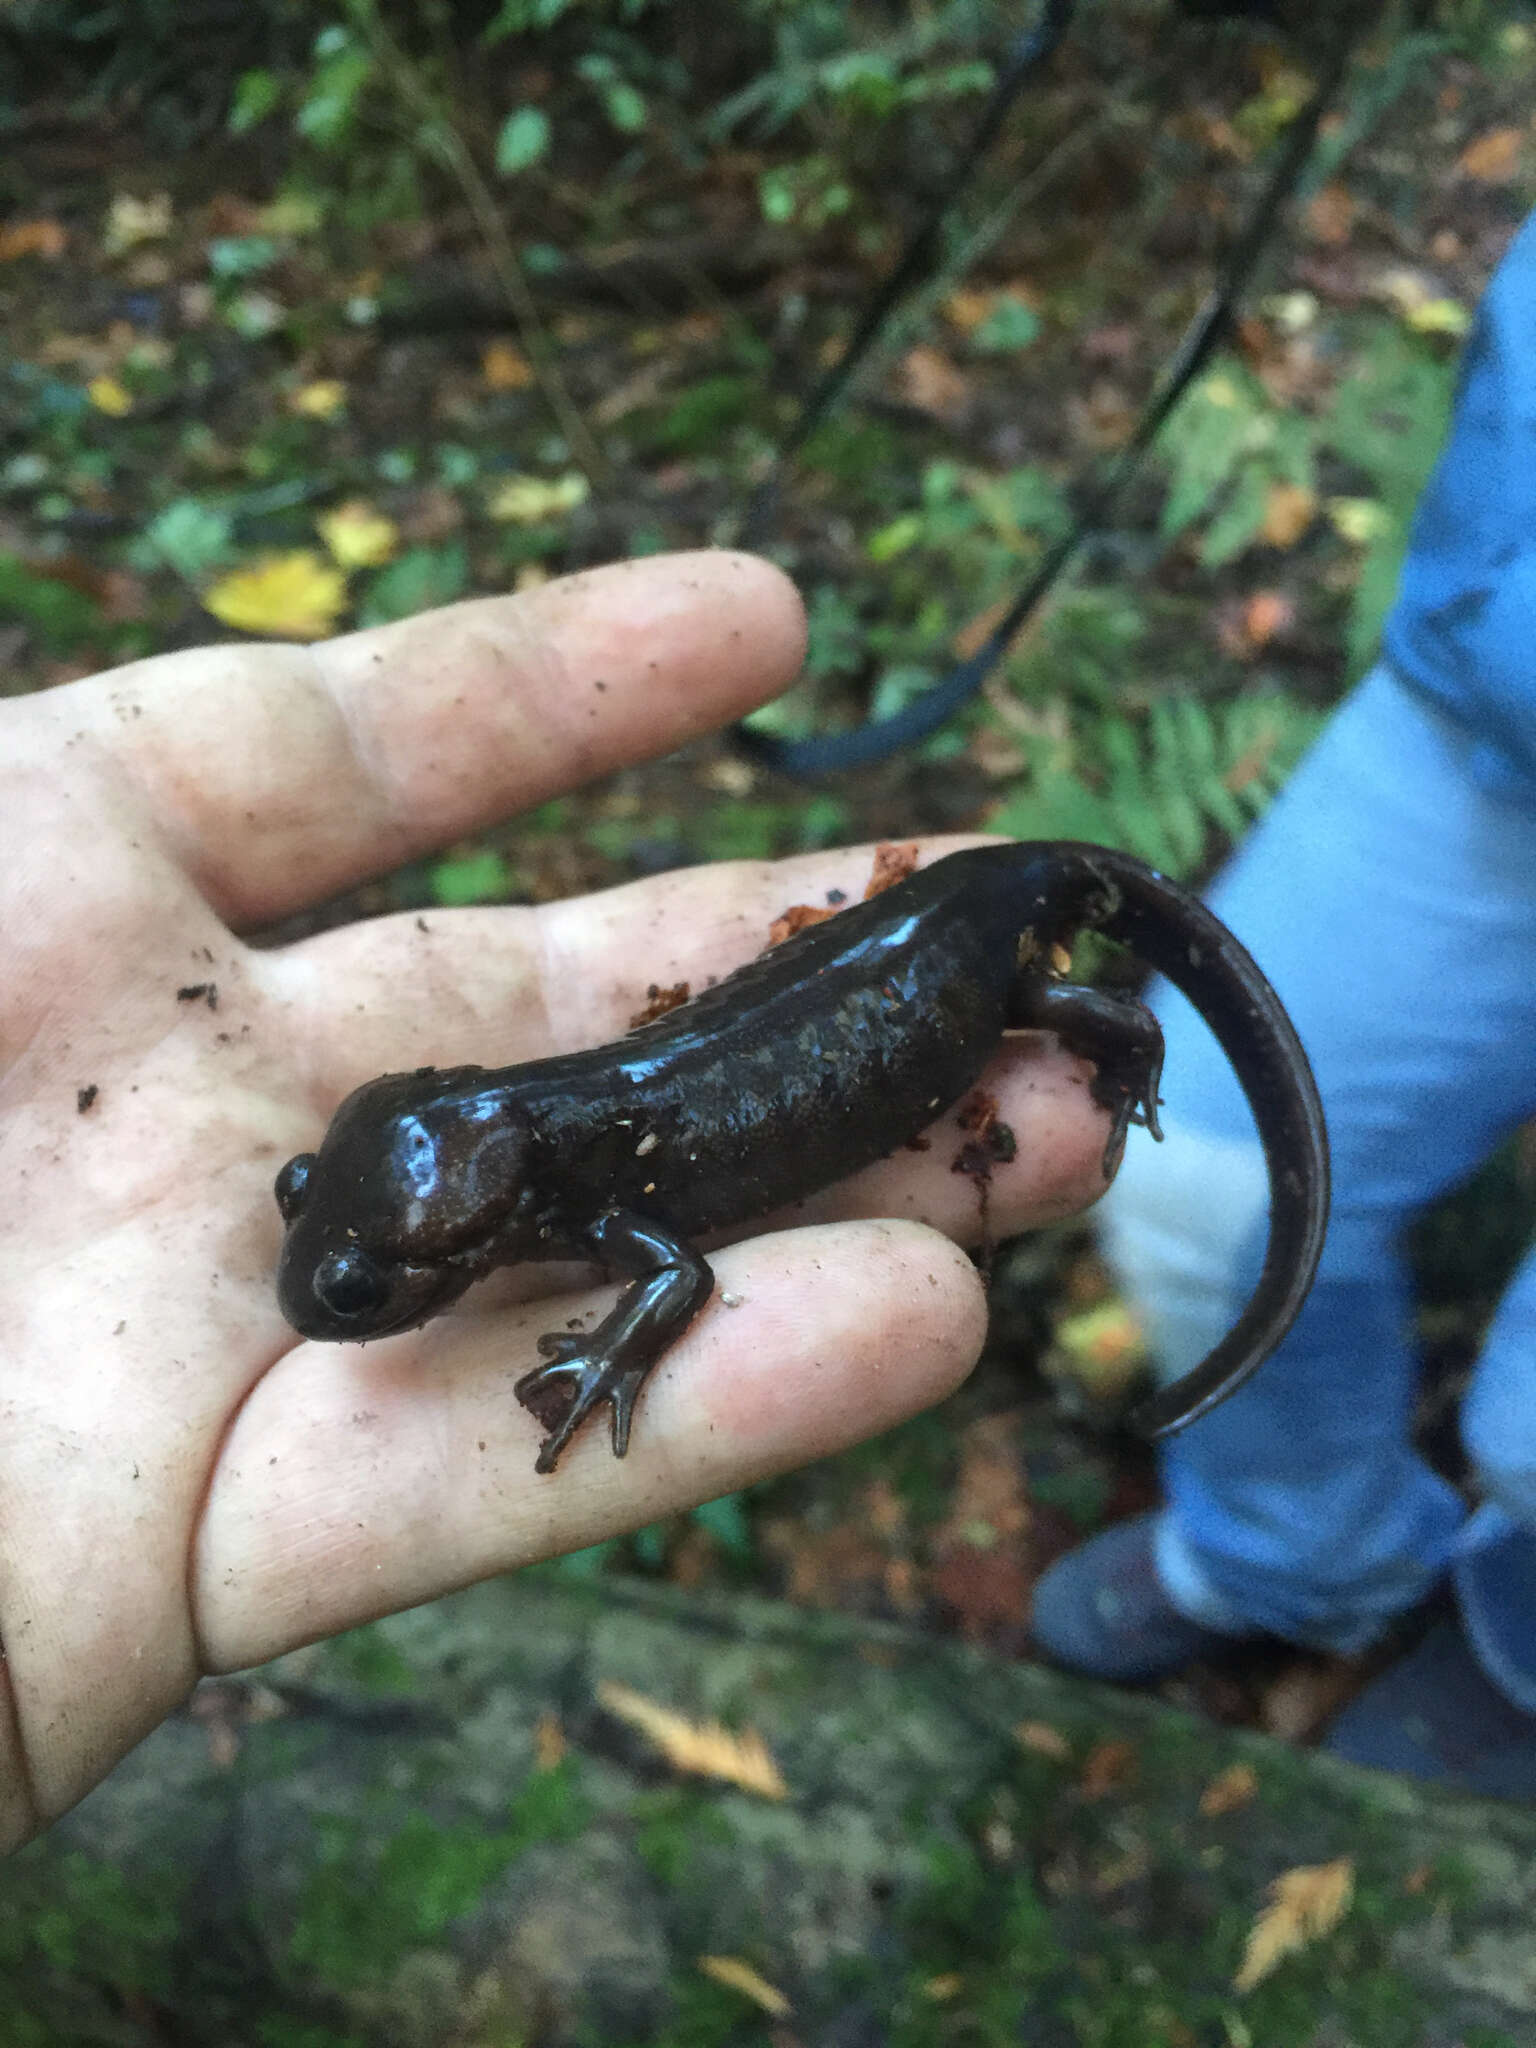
<box><xmin>274</xmin><ymin>842</ymin><xmax>1329</xmax><ymax>1473</ymax></box>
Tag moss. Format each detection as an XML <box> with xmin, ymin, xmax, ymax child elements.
<box><xmin>632</xmin><ymin>1789</ymin><xmax>735</xmax><ymax>1891</ymax></box>
<box><xmin>5</xmin><ymin>1847</ymin><xmax>187</xmax><ymax>1990</ymax></box>
<box><xmin>287</xmin><ymin>1762</ymin><xmax>591</xmax><ymax>1993</ymax></box>
<box><xmin>328</xmin><ymin>1622</ymin><xmax>419</xmax><ymax>1696</ymax></box>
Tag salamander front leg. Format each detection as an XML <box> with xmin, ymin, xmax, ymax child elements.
<box><xmin>1010</xmin><ymin>973</ymin><xmax>1166</xmax><ymax>1178</ymax></box>
<box><xmin>514</xmin><ymin>1208</ymin><xmax>714</xmax><ymax>1474</ymax></box>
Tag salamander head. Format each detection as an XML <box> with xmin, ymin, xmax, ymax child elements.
<box><xmin>274</xmin><ymin>1070</ymin><xmax>536</xmax><ymax>1342</ymax></box>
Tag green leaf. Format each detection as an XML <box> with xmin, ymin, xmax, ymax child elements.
<box><xmin>207</xmin><ymin>236</ymin><xmax>279</xmax><ymax>281</ymax></box>
<box><xmin>430</xmin><ymin>847</ymin><xmax>511</xmax><ymax>906</ymax></box>
<box><xmin>134</xmin><ymin>498</ymin><xmax>235</xmax><ymax>579</ymax></box>
<box><xmin>483</xmin><ymin>0</ymin><xmax>576</xmax><ymax>39</ymax></box>
<box><xmin>654</xmin><ymin>374</ymin><xmax>752</xmax><ymax>453</ymax></box>
<box><xmin>295</xmin><ymin>41</ymin><xmax>373</xmax><ymax>148</ymax></box>
<box><xmin>356</xmin><ymin>542</ymin><xmax>468</xmax><ymax>627</ymax></box>
<box><xmin>866</xmin><ymin>514</ymin><xmax>922</xmax><ymax>562</ymax></box>
<box><xmin>972</xmin><ymin>296</ymin><xmax>1041</xmax><ymax>353</ymax></box>
<box><xmin>690</xmin><ymin>1493</ymin><xmax>754</xmax><ymax>1557</ymax></box>
<box><xmin>600</xmin><ymin>81</ymin><xmax>647</xmax><ymax>134</ymax></box>
<box><xmin>495</xmin><ymin>106</ymin><xmax>550</xmax><ymax>176</ymax></box>
<box><xmin>0</xmin><ymin>554</ymin><xmax>101</xmax><ymax>653</ymax></box>
<box><xmin>228</xmin><ymin>68</ymin><xmax>281</xmax><ymax>135</ymax></box>
<box><xmin>758</xmin><ymin>168</ymin><xmax>796</xmax><ymax>224</ymax></box>
<box><xmin>1198</xmin><ymin>462</ymin><xmax>1271</xmax><ymax>568</ymax></box>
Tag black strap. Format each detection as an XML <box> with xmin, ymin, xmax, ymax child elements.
<box><xmin>744</xmin><ymin>0</ymin><xmax>1077</xmax><ymax>526</ymax></box>
<box><xmin>736</xmin><ymin>16</ymin><xmax>1359</xmax><ymax>778</ymax></box>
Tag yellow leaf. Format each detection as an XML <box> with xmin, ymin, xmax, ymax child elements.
<box><xmin>486</xmin><ymin>471</ymin><xmax>590</xmax><ymax>524</ymax></box>
<box><xmin>317</xmin><ymin>499</ymin><xmax>398</xmax><ymax>568</ymax></box>
<box><xmin>924</xmin><ymin>1974</ymin><xmax>964</xmax><ymax>2002</ymax></box>
<box><xmin>1456</xmin><ymin>126</ymin><xmax>1523</xmax><ymax>183</ymax></box>
<box><xmin>1327</xmin><ymin>497</ymin><xmax>1390</xmax><ymax>546</ymax></box>
<box><xmin>1259</xmin><ymin>482</ymin><xmax>1315</xmax><ymax>548</ymax></box>
<box><xmin>104</xmin><ymin>191</ymin><xmax>172</xmax><ymax>255</ymax></box>
<box><xmin>596</xmin><ymin>1680</ymin><xmax>788</xmax><ymax>1799</ymax></box>
<box><xmin>1234</xmin><ymin>1856</ymin><xmax>1354</xmax><ymax>1993</ymax></box>
<box><xmin>482</xmin><ymin>339</ymin><xmax>535</xmax><ymax>390</ymax></box>
<box><xmin>87</xmin><ymin>375</ymin><xmax>132</xmax><ymax>416</ymax></box>
<box><xmin>290</xmin><ymin>379</ymin><xmax>348</xmax><ymax>419</ymax></box>
<box><xmin>696</xmin><ymin>1956</ymin><xmax>791</xmax><ymax>2017</ymax></box>
<box><xmin>533</xmin><ymin>1710</ymin><xmax>565</xmax><ymax>1773</ymax></box>
<box><xmin>203</xmin><ymin>552</ymin><xmax>348</xmax><ymax>640</ymax></box>
<box><xmin>942</xmin><ymin>287</ymin><xmax>994</xmax><ymax>333</ymax></box>
<box><xmin>1406</xmin><ymin>298</ymin><xmax>1472</xmax><ymax>338</ymax></box>
<box><xmin>258</xmin><ymin>193</ymin><xmax>324</xmax><ymax>236</ymax></box>
<box><xmin>1014</xmin><ymin>1720</ymin><xmax>1072</xmax><ymax>1762</ymax></box>
<box><xmin>1198</xmin><ymin>1762</ymin><xmax>1258</xmax><ymax>1817</ymax></box>
<box><xmin>1052</xmin><ymin>1301</ymin><xmax>1147</xmax><ymax>1400</ymax></box>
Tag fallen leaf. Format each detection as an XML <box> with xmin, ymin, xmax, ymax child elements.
<box><xmin>1257</xmin><ymin>1656</ymin><xmax>1363</xmax><ymax>1742</ymax></box>
<box><xmin>0</xmin><ymin>218</ymin><xmax>66</xmax><ymax>262</ymax></box>
<box><xmin>398</xmin><ymin>486</ymin><xmax>464</xmax><ymax>544</ymax></box>
<box><xmin>533</xmin><ymin>1710</ymin><xmax>565</xmax><ymax>1772</ymax></box>
<box><xmin>203</xmin><ymin>552</ymin><xmax>348</xmax><ymax>640</ymax></box>
<box><xmin>482</xmin><ymin>339</ymin><xmax>535</xmax><ymax>389</ymax></box>
<box><xmin>894</xmin><ymin>344</ymin><xmax>971</xmax><ymax>423</ymax></box>
<box><xmin>1015</xmin><ymin>1720</ymin><xmax>1072</xmax><ymax>1762</ymax></box>
<box><xmin>1405</xmin><ymin>298</ymin><xmax>1472</xmax><ymax>337</ymax></box>
<box><xmin>104</xmin><ymin>191</ymin><xmax>172</xmax><ymax>256</ymax></box>
<box><xmin>87</xmin><ymin>375</ymin><xmax>132</xmax><ymax>417</ymax></box>
<box><xmin>1216</xmin><ymin>590</ymin><xmax>1295</xmax><ymax>660</ymax></box>
<box><xmin>1259</xmin><ymin>482</ymin><xmax>1316</xmax><ymax>548</ymax></box>
<box><xmin>1304</xmin><ymin>182</ymin><xmax>1354</xmax><ymax>246</ymax></box>
<box><xmin>1051</xmin><ymin>1301</ymin><xmax>1148</xmax><ymax>1402</ymax></box>
<box><xmin>696</xmin><ymin>1956</ymin><xmax>791</xmax><ymax>2018</ymax></box>
<box><xmin>1199</xmin><ymin>1762</ymin><xmax>1258</xmax><ymax>1817</ymax></box>
<box><xmin>486</xmin><ymin>471</ymin><xmax>590</xmax><ymax>524</ymax></box>
<box><xmin>1078</xmin><ymin>1738</ymin><xmax>1136</xmax><ymax>1801</ymax></box>
<box><xmin>597</xmin><ymin>1679</ymin><xmax>788</xmax><ymax>1799</ymax></box>
<box><xmin>1093</xmin><ymin>1844</ymin><xmax>1152</xmax><ymax>1896</ymax></box>
<box><xmin>1327</xmin><ymin>496</ymin><xmax>1390</xmax><ymax>545</ymax></box>
<box><xmin>923</xmin><ymin>1974</ymin><xmax>963</xmax><ymax>2001</ymax></box>
<box><xmin>1456</xmin><ymin>126</ymin><xmax>1523</xmax><ymax>182</ymax></box>
<box><xmin>317</xmin><ymin>499</ymin><xmax>398</xmax><ymax>569</ymax></box>
<box><xmin>290</xmin><ymin>379</ymin><xmax>348</xmax><ymax>419</ymax></box>
<box><xmin>1234</xmin><ymin>1856</ymin><xmax>1354</xmax><ymax>1993</ymax></box>
<box><xmin>1372</xmin><ymin>266</ymin><xmax>1436</xmax><ymax>317</ymax></box>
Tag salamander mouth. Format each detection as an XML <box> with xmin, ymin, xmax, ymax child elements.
<box><xmin>276</xmin><ymin>1238</ymin><xmax>472</xmax><ymax>1342</ymax></box>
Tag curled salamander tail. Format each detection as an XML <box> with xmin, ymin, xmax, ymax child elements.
<box><xmin>1043</xmin><ymin>842</ymin><xmax>1330</xmax><ymax>1436</ymax></box>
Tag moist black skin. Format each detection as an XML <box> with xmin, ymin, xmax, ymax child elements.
<box><xmin>275</xmin><ymin>843</ymin><xmax>1330</xmax><ymax>1474</ymax></box>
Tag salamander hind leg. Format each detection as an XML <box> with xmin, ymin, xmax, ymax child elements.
<box><xmin>514</xmin><ymin>1208</ymin><xmax>713</xmax><ymax>1474</ymax></box>
<box><xmin>1010</xmin><ymin>974</ymin><xmax>1166</xmax><ymax>1179</ymax></box>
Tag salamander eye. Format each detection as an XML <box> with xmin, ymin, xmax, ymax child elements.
<box><xmin>313</xmin><ymin>1248</ymin><xmax>391</xmax><ymax>1321</ymax></box>
<box><xmin>274</xmin><ymin>1154</ymin><xmax>315</xmax><ymax>1222</ymax></box>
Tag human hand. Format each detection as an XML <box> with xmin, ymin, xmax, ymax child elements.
<box><xmin>0</xmin><ymin>550</ymin><xmax>1112</xmax><ymax>1847</ymax></box>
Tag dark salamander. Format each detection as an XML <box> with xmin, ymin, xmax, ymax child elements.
<box><xmin>275</xmin><ymin>843</ymin><xmax>1329</xmax><ymax>1474</ymax></box>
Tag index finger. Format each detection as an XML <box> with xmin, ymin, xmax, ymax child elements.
<box><xmin>36</xmin><ymin>551</ymin><xmax>805</xmax><ymax>928</ymax></box>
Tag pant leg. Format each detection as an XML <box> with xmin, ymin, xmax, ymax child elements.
<box><xmin>1456</xmin><ymin>1240</ymin><xmax>1536</xmax><ymax>1710</ymax></box>
<box><xmin>1097</xmin><ymin>664</ymin><xmax>1536</xmax><ymax>1652</ymax></box>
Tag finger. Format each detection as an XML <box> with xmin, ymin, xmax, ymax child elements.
<box><xmin>193</xmin><ymin>1220</ymin><xmax>986</xmax><ymax>1669</ymax></box>
<box><xmin>38</xmin><ymin>552</ymin><xmax>805</xmax><ymax>927</ymax></box>
<box><xmin>264</xmin><ymin>840</ymin><xmax>985</xmax><ymax>1094</ymax></box>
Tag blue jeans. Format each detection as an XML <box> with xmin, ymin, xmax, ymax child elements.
<box><xmin>1099</xmin><ymin>666</ymin><xmax>1536</xmax><ymax>1709</ymax></box>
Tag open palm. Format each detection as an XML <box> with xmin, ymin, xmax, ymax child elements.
<box><xmin>0</xmin><ymin>550</ymin><xmax>1114</xmax><ymax>1847</ymax></box>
